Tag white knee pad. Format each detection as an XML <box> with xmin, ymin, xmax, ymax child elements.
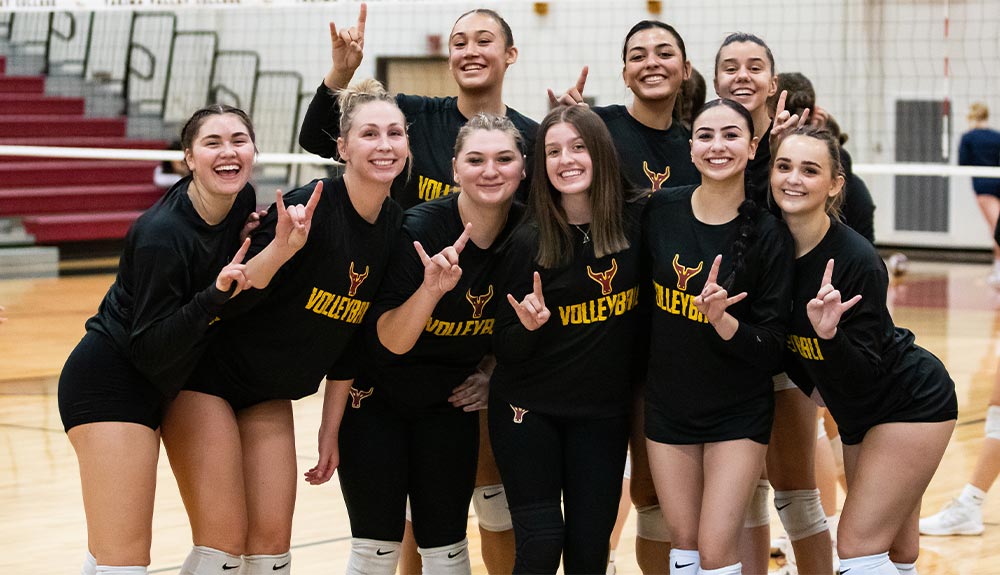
<box><xmin>774</xmin><ymin>489</ymin><xmax>828</xmax><ymax>541</ymax></box>
<box><xmin>418</xmin><ymin>538</ymin><xmax>471</xmax><ymax>575</ymax></box>
<box><xmin>179</xmin><ymin>546</ymin><xmax>241</xmax><ymax>575</ymax></box>
<box><xmin>697</xmin><ymin>562</ymin><xmax>742</xmax><ymax>575</ymax></box>
<box><xmin>772</xmin><ymin>372</ymin><xmax>797</xmax><ymax>392</ymax></box>
<box><xmin>95</xmin><ymin>568</ymin><xmax>147</xmax><ymax>574</ymax></box>
<box><xmin>472</xmin><ymin>484</ymin><xmax>512</xmax><ymax>532</ymax></box>
<box><xmin>635</xmin><ymin>504</ymin><xmax>671</xmax><ymax>542</ymax></box>
<box><xmin>668</xmin><ymin>548</ymin><xmax>699</xmax><ymax>575</ymax></box>
<box><xmin>346</xmin><ymin>538</ymin><xmax>400</xmax><ymax>575</ymax></box>
<box><xmin>743</xmin><ymin>479</ymin><xmax>771</xmax><ymax>528</ymax></box>
<box><xmin>986</xmin><ymin>405</ymin><xmax>1000</xmax><ymax>441</ymax></box>
<box><xmin>242</xmin><ymin>552</ymin><xmax>290</xmax><ymax>575</ymax></box>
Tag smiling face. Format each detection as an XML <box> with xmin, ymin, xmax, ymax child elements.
<box><xmin>453</xmin><ymin>129</ymin><xmax>524</xmax><ymax>208</ymax></box>
<box><xmin>184</xmin><ymin>113</ymin><xmax>255</xmax><ymax>197</ymax></box>
<box><xmin>337</xmin><ymin>100</ymin><xmax>409</xmax><ymax>185</ymax></box>
<box><xmin>770</xmin><ymin>134</ymin><xmax>844</xmax><ymax>218</ymax></box>
<box><xmin>622</xmin><ymin>26</ymin><xmax>690</xmax><ymax>104</ymax></box>
<box><xmin>544</xmin><ymin>122</ymin><xmax>593</xmax><ymax>198</ymax></box>
<box><xmin>448</xmin><ymin>12</ymin><xmax>517</xmax><ymax>93</ymax></box>
<box><xmin>714</xmin><ymin>41</ymin><xmax>777</xmax><ymax>116</ymax></box>
<box><xmin>690</xmin><ymin>104</ymin><xmax>758</xmax><ymax>183</ymax></box>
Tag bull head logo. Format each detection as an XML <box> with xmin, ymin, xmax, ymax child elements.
<box><xmin>642</xmin><ymin>161</ymin><xmax>671</xmax><ymax>191</ymax></box>
<box><xmin>587</xmin><ymin>258</ymin><xmax>618</xmax><ymax>296</ymax></box>
<box><xmin>348</xmin><ymin>262</ymin><xmax>369</xmax><ymax>297</ymax></box>
<box><xmin>510</xmin><ymin>404</ymin><xmax>529</xmax><ymax>424</ymax></box>
<box><xmin>466</xmin><ymin>285</ymin><xmax>494</xmax><ymax>319</ymax></box>
<box><xmin>348</xmin><ymin>386</ymin><xmax>373</xmax><ymax>408</ymax></box>
<box><xmin>672</xmin><ymin>254</ymin><xmax>703</xmax><ymax>291</ymax></box>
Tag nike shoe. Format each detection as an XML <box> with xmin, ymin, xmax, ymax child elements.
<box><xmin>919</xmin><ymin>499</ymin><xmax>984</xmax><ymax>536</ymax></box>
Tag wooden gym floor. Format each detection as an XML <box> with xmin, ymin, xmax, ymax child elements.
<box><xmin>1</xmin><ymin>260</ymin><xmax>999</xmax><ymax>574</ymax></box>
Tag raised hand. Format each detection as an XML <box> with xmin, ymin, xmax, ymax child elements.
<box><xmin>330</xmin><ymin>2</ymin><xmax>367</xmax><ymax>76</ymax></box>
<box><xmin>449</xmin><ymin>369</ymin><xmax>489</xmax><ymax>412</ymax></box>
<box><xmin>275</xmin><ymin>181</ymin><xmax>323</xmax><ymax>253</ymax></box>
<box><xmin>414</xmin><ymin>223</ymin><xmax>470</xmax><ymax>296</ymax></box>
<box><xmin>806</xmin><ymin>259</ymin><xmax>862</xmax><ymax>339</ymax></box>
<box><xmin>547</xmin><ymin>66</ymin><xmax>590</xmax><ymax>108</ymax></box>
<box><xmin>239</xmin><ymin>207</ymin><xmax>269</xmax><ymax>244</ymax></box>
<box><xmin>507</xmin><ymin>271</ymin><xmax>550</xmax><ymax>331</ymax></box>
<box><xmin>215</xmin><ymin>237</ymin><xmax>252</xmax><ymax>297</ymax></box>
<box><xmin>693</xmin><ymin>255</ymin><xmax>748</xmax><ymax>326</ymax></box>
<box><xmin>769</xmin><ymin>90</ymin><xmax>811</xmax><ymax>153</ymax></box>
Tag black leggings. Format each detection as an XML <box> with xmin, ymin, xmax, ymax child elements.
<box><xmin>488</xmin><ymin>394</ymin><xmax>628</xmax><ymax>574</ymax></box>
<box><xmin>337</xmin><ymin>386</ymin><xmax>479</xmax><ymax>548</ymax></box>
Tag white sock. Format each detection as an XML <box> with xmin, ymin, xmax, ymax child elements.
<box><xmin>838</xmin><ymin>552</ymin><xmax>897</xmax><ymax>575</ymax></box>
<box><xmin>697</xmin><ymin>562</ymin><xmax>742</xmax><ymax>575</ymax></box>
<box><xmin>81</xmin><ymin>552</ymin><xmax>97</xmax><ymax>575</ymax></box>
<box><xmin>346</xmin><ymin>538</ymin><xmax>400</xmax><ymax>575</ymax></box>
<box><xmin>418</xmin><ymin>538</ymin><xmax>470</xmax><ymax>575</ymax></box>
<box><xmin>179</xmin><ymin>545</ymin><xmax>242</xmax><ymax>574</ymax></box>
<box><xmin>992</xmin><ymin>259</ymin><xmax>1000</xmax><ymax>274</ymax></box>
<box><xmin>669</xmin><ymin>548</ymin><xmax>700</xmax><ymax>575</ymax></box>
<box><xmin>608</xmin><ymin>548</ymin><xmax>617</xmax><ymax>562</ymax></box>
<box><xmin>95</xmin><ymin>568</ymin><xmax>147</xmax><ymax>574</ymax></box>
<box><xmin>893</xmin><ymin>561</ymin><xmax>918</xmax><ymax>575</ymax></box>
<box><xmin>241</xmin><ymin>552</ymin><xmax>290</xmax><ymax>574</ymax></box>
<box><xmin>960</xmin><ymin>483</ymin><xmax>987</xmax><ymax>507</ymax></box>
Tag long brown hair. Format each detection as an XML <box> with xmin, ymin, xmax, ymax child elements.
<box><xmin>529</xmin><ymin>105</ymin><xmax>629</xmax><ymax>268</ymax></box>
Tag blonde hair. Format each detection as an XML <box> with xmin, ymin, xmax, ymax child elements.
<box><xmin>336</xmin><ymin>78</ymin><xmax>398</xmax><ymax>135</ymax></box>
<box><xmin>969</xmin><ymin>102</ymin><xmax>989</xmax><ymax>123</ymax></box>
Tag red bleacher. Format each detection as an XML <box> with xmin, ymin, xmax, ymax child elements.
<box><xmin>0</xmin><ymin>56</ymin><xmax>167</xmax><ymax>244</ymax></box>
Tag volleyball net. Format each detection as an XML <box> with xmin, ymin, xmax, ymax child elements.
<box><xmin>1</xmin><ymin>0</ymin><xmax>999</xmax><ymax>248</ymax></box>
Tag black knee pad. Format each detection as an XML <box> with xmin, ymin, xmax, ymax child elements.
<box><xmin>510</xmin><ymin>502</ymin><xmax>564</xmax><ymax>574</ymax></box>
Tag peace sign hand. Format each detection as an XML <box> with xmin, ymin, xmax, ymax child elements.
<box><xmin>769</xmin><ymin>90</ymin><xmax>811</xmax><ymax>154</ymax></box>
<box><xmin>215</xmin><ymin>237</ymin><xmax>253</xmax><ymax>297</ymax></box>
<box><xmin>275</xmin><ymin>181</ymin><xmax>323</xmax><ymax>253</ymax></box>
<box><xmin>806</xmin><ymin>259</ymin><xmax>862</xmax><ymax>339</ymax></box>
<box><xmin>547</xmin><ymin>66</ymin><xmax>590</xmax><ymax>108</ymax></box>
<box><xmin>507</xmin><ymin>271</ymin><xmax>550</xmax><ymax>331</ymax></box>
<box><xmin>693</xmin><ymin>255</ymin><xmax>748</xmax><ymax>326</ymax></box>
<box><xmin>330</xmin><ymin>2</ymin><xmax>367</xmax><ymax>76</ymax></box>
<box><xmin>414</xmin><ymin>223</ymin><xmax>470</xmax><ymax>296</ymax></box>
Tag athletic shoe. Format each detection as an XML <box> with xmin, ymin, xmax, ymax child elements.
<box><xmin>605</xmin><ymin>558</ymin><xmax>616</xmax><ymax>575</ymax></box>
<box><xmin>919</xmin><ymin>499</ymin><xmax>984</xmax><ymax>536</ymax></box>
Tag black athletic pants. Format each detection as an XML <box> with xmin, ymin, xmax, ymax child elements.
<box><xmin>337</xmin><ymin>386</ymin><xmax>479</xmax><ymax>548</ymax></box>
<box><xmin>488</xmin><ymin>393</ymin><xmax>628</xmax><ymax>574</ymax></box>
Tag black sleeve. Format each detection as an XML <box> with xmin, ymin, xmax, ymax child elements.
<box><xmin>811</xmin><ymin>267</ymin><xmax>886</xmax><ymax>384</ymax></box>
<box><xmin>958</xmin><ymin>133</ymin><xmax>971</xmax><ymax>166</ymax></box>
<box><xmin>842</xmin><ymin>174</ymin><xmax>876</xmax><ymax>244</ymax></box>
<box><xmin>492</xmin><ymin>227</ymin><xmax>544</xmax><ymax>362</ymax></box>
<box><xmin>365</xmin><ymin>226</ymin><xmax>425</xmax><ymax>360</ymax></box>
<box><xmin>715</xmin><ymin>222</ymin><xmax>794</xmax><ymax>372</ymax></box>
<box><xmin>299</xmin><ymin>83</ymin><xmax>342</xmax><ymax>158</ymax></box>
<box><xmin>128</xmin><ymin>242</ymin><xmax>231</xmax><ymax>382</ymax></box>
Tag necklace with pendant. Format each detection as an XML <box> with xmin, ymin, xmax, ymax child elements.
<box><xmin>572</xmin><ymin>223</ymin><xmax>591</xmax><ymax>244</ymax></box>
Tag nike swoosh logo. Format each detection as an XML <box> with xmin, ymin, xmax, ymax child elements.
<box><xmin>376</xmin><ymin>549</ymin><xmax>394</xmax><ymax>556</ymax></box>
<box><xmin>775</xmin><ymin>502</ymin><xmax>793</xmax><ymax>511</ymax></box>
<box><xmin>674</xmin><ymin>562</ymin><xmax>694</xmax><ymax>569</ymax></box>
<box><xmin>448</xmin><ymin>550</ymin><xmax>463</xmax><ymax>559</ymax></box>
<box><xmin>483</xmin><ymin>491</ymin><xmax>503</xmax><ymax>499</ymax></box>
<box><xmin>273</xmin><ymin>562</ymin><xmax>289</xmax><ymax>570</ymax></box>
<box><xmin>840</xmin><ymin>569</ymin><xmax>851</xmax><ymax>574</ymax></box>
<box><xmin>222</xmin><ymin>565</ymin><xmax>239</xmax><ymax>571</ymax></box>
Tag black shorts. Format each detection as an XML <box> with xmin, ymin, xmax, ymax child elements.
<box><xmin>836</xmin><ymin>353</ymin><xmax>959</xmax><ymax>445</ymax></box>
<box><xmin>644</xmin><ymin>392</ymin><xmax>773</xmax><ymax>446</ymax></box>
<box><xmin>184</xmin><ymin>360</ymin><xmax>274</xmax><ymax>412</ymax></box>
<box><xmin>58</xmin><ymin>331</ymin><xmax>167</xmax><ymax>432</ymax></box>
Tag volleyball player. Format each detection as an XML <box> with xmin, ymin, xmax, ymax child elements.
<box><xmin>299</xmin><ymin>3</ymin><xmax>537</xmax><ymax>210</ymax></box>
<box><xmin>58</xmin><ymin>105</ymin><xmax>262</xmax><ymax>575</ymax></box>
<box><xmin>304</xmin><ymin>114</ymin><xmax>525</xmax><ymax>575</ymax></box>
<box><xmin>771</xmin><ymin>125</ymin><xmax>957</xmax><ymax>575</ymax></box>
<box><xmin>644</xmin><ymin>99</ymin><xmax>794</xmax><ymax>575</ymax></box>
<box><xmin>548</xmin><ymin>22</ymin><xmax>702</xmax><ymax>572</ymax></box>
<box><xmin>955</xmin><ymin>102</ymin><xmax>1000</xmax><ymax>285</ymax></box>
<box><xmin>490</xmin><ymin>105</ymin><xmax>644</xmax><ymax>574</ymax></box>
<box><xmin>159</xmin><ymin>80</ymin><xmax>406</xmax><ymax>575</ymax></box>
